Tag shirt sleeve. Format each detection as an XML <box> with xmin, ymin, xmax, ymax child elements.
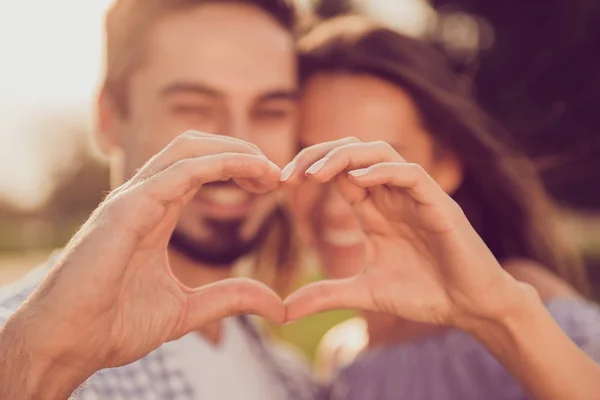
<box><xmin>0</xmin><ymin>266</ymin><xmax>48</xmax><ymax>327</ymax></box>
<box><xmin>323</xmin><ymin>298</ymin><xmax>600</xmax><ymax>400</ymax></box>
<box><xmin>494</xmin><ymin>297</ymin><xmax>600</xmax><ymax>400</ymax></box>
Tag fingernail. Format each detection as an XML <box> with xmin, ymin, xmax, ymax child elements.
<box><xmin>349</xmin><ymin>168</ymin><xmax>369</xmax><ymax>177</ymax></box>
<box><xmin>306</xmin><ymin>158</ymin><xmax>327</xmax><ymax>175</ymax></box>
<box><xmin>280</xmin><ymin>162</ymin><xmax>296</xmax><ymax>182</ymax></box>
<box><xmin>267</xmin><ymin>159</ymin><xmax>281</xmax><ymax>172</ymax></box>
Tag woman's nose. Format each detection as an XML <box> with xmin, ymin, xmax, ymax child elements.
<box><xmin>321</xmin><ymin>185</ymin><xmax>355</xmax><ymax>222</ymax></box>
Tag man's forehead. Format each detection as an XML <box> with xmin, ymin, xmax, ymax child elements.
<box><xmin>150</xmin><ymin>5</ymin><xmax>293</xmax><ymax>53</ymax></box>
<box><xmin>140</xmin><ymin>3</ymin><xmax>297</xmax><ymax>97</ymax></box>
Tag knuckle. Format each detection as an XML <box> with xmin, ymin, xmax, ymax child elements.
<box><xmin>232</xmin><ymin>286</ymin><xmax>254</xmax><ymax>311</ymax></box>
<box><xmin>326</xmin><ymin>146</ymin><xmax>343</xmax><ymax>159</ymax></box>
<box><xmin>243</xmin><ymin>140</ymin><xmax>262</xmax><ymax>154</ymax></box>
<box><xmin>222</xmin><ymin>153</ymin><xmax>262</xmax><ymax>173</ymax></box>
<box><xmin>405</xmin><ymin>162</ymin><xmax>425</xmax><ymax>175</ymax></box>
<box><xmin>314</xmin><ymin>283</ymin><xmax>332</xmax><ymax>301</ymax></box>
<box><xmin>181</xmin><ymin>129</ymin><xmax>205</xmax><ymax>138</ymax></box>
<box><xmin>174</xmin><ymin>157</ymin><xmax>196</xmax><ymax>173</ymax></box>
<box><xmin>215</xmin><ymin>136</ymin><xmax>262</xmax><ymax>155</ymax></box>
<box><xmin>101</xmin><ymin>190</ymin><xmax>134</xmax><ymax>219</ymax></box>
<box><xmin>404</xmin><ymin>163</ymin><xmax>426</xmax><ymax>184</ymax></box>
<box><xmin>170</xmin><ymin>133</ymin><xmax>194</xmax><ymax>149</ymax></box>
<box><xmin>295</xmin><ymin>145</ymin><xmax>313</xmax><ymax>161</ymax></box>
<box><xmin>172</xmin><ymin>130</ymin><xmax>214</xmax><ymax>150</ymax></box>
<box><xmin>221</xmin><ymin>152</ymin><xmax>244</xmax><ymax>169</ymax></box>
<box><xmin>171</xmin><ymin>158</ymin><xmax>202</xmax><ymax>187</ymax></box>
<box><xmin>327</xmin><ymin>143</ymin><xmax>356</xmax><ymax>162</ymax></box>
<box><xmin>344</xmin><ymin>136</ymin><xmax>362</xmax><ymax>144</ymax></box>
<box><xmin>373</xmin><ymin>140</ymin><xmax>394</xmax><ymax>151</ymax></box>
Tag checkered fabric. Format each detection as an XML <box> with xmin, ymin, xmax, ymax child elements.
<box><xmin>0</xmin><ymin>259</ymin><xmax>318</xmax><ymax>400</ymax></box>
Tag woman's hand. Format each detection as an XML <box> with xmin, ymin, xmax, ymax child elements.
<box><xmin>282</xmin><ymin>138</ymin><xmax>531</xmax><ymax>329</ymax></box>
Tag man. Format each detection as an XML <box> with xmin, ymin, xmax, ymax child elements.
<box><xmin>0</xmin><ymin>1</ymin><xmax>314</xmax><ymax>398</ymax></box>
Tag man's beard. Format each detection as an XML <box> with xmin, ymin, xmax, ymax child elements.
<box><xmin>169</xmin><ymin>210</ymin><xmax>278</xmax><ymax>267</ymax></box>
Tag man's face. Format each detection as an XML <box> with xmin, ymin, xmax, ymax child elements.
<box><xmin>101</xmin><ymin>3</ymin><xmax>297</xmax><ymax>265</ymax></box>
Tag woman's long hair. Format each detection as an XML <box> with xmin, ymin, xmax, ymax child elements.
<box><xmin>297</xmin><ymin>16</ymin><xmax>589</xmax><ymax>295</ymax></box>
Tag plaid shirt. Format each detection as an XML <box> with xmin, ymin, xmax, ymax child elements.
<box><xmin>0</xmin><ymin>258</ymin><xmax>318</xmax><ymax>400</ymax></box>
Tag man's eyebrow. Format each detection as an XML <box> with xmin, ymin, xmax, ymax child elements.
<box><xmin>257</xmin><ymin>89</ymin><xmax>299</xmax><ymax>103</ymax></box>
<box><xmin>159</xmin><ymin>81</ymin><xmax>222</xmax><ymax>98</ymax></box>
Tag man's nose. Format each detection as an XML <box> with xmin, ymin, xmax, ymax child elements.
<box><xmin>224</xmin><ymin>112</ymin><xmax>252</xmax><ymax>141</ymax></box>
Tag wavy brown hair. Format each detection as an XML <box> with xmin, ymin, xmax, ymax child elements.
<box><xmin>297</xmin><ymin>16</ymin><xmax>590</xmax><ymax>295</ymax></box>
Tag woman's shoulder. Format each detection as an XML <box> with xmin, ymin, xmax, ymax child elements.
<box><xmin>502</xmin><ymin>258</ymin><xmax>600</xmax><ymax>342</ymax></box>
<box><xmin>327</xmin><ymin>327</ymin><xmax>514</xmax><ymax>399</ymax></box>
<box><xmin>330</xmin><ymin>305</ymin><xmax>600</xmax><ymax>400</ymax></box>
<box><xmin>502</xmin><ymin>258</ymin><xmax>581</xmax><ymax>300</ymax></box>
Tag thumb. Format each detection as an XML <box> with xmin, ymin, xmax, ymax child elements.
<box><xmin>180</xmin><ymin>278</ymin><xmax>285</xmax><ymax>334</ymax></box>
<box><xmin>284</xmin><ymin>277</ymin><xmax>367</xmax><ymax>323</ymax></box>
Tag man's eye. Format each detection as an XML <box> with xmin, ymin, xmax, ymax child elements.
<box><xmin>254</xmin><ymin>108</ymin><xmax>290</xmax><ymax>120</ymax></box>
<box><xmin>172</xmin><ymin>105</ymin><xmax>213</xmax><ymax>117</ymax></box>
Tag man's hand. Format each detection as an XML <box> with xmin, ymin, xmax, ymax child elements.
<box><xmin>0</xmin><ymin>131</ymin><xmax>285</xmax><ymax>399</ymax></box>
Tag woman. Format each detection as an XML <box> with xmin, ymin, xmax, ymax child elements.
<box><xmin>281</xmin><ymin>16</ymin><xmax>600</xmax><ymax>400</ymax></box>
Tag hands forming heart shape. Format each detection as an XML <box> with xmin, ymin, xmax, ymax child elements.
<box><xmin>11</xmin><ymin>131</ymin><xmax>527</xmax><ymax>379</ymax></box>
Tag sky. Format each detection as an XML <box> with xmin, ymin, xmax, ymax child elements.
<box><xmin>0</xmin><ymin>0</ymin><xmax>431</xmax><ymax>210</ymax></box>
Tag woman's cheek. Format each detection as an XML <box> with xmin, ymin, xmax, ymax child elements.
<box><xmin>287</xmin><ymin>181</ymin><xmax>322</xmax><ymax>246</ymax></box>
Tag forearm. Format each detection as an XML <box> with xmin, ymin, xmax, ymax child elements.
<box><xmin>467</xmin><ymin>287</ymin><xmax>600</xmax><ymax>400</ymax></box>
<box><xmin>0</xmin><ymin>315</ymin><xmax>89</xmax><ymax>400</ymax></box>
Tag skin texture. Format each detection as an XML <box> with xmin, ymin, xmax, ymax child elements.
<box><xmin>0</xmin><ymin>132</ymin><xmax>287</xmax><ymax>400</ymax></box>
<box><xmin>1</xmin><ymin>13</ymin><xmax>599</xmax><ymax>400</ymax></box>
<box><xmin>0</xmin><ymin>3</ymin><xmax>298</xmax><ymax>398</ymax></box>
<box><xmin>96</xmin><ymin>2</ymin><xmax>297</xmax><ymax>342</ymax></box>
<box><xmin>284</xmin><ymin>72</ymin><xmax>600</xmax><ymax>400</ymax></box>
<box><xmin>98</xmin><ymin>2</ymin><xmax>297</xmax><ymax>284</ymax></box>
<box><xmin>282</xmin><ymin>136</ymin><xmax>600</xmax><ymax>400</ymax></box>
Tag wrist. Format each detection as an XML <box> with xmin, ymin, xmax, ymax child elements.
<box><xmin>0</xmin><ymin>314</ymin><xmax>93</xmax><ymax>399</ymax></box>
<box><xmin>458</xmin><ymin>282</ymin><xmax>547</xmax><ymax>351</ymax></box>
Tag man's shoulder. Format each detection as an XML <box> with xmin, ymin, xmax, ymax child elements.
<box><xmin>73</xmin><ymin>346</ymin><xmax>193</xmax><ymax>399</ymax></box>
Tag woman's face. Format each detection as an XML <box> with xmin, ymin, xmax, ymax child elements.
<box><xmin>294</xmin><ymin>73</ymin><xmax>461</xmax><ymax>279</ymax></box>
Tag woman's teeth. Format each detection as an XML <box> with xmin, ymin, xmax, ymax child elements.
<box><xmin>322</xmin><ymin>229</ymin><xmax>364</xmax><ymax>246</ymax></box>
<box><xmin>198</xmin><ymin>187</ymin><xmax>251</xmax><ymax>206</ymax></box>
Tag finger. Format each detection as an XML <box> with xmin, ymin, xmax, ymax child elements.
<box><xmin>304</xmin><ymin>141</ymin><xmax>404</xmax><ymax>184</ymax></box>
<box><xmin>100</xmin><ymin>154</ymin><xmax>279</xmax><ymax>248</ymax></box>
<box><xmin>284</xmin><ymin>277</ymin><xmax>368</xmax><ymax>322</ymax></box>
<box><xmin>135</xmin><ymin>153</ymin><xmax>281</xmax><ymax>203</ymax></box>
<box><xmin>347</xmin><ymin>162</ymin><xmax>443</xmax><ymax>205</ymax></box>
<box><xmin>129</xmin><ymin>131</ymin><xmax>263</xmax><ymax>187</ymax></box>
<box><xmin>180</xmin><ymin>278</ymin><xmax>285</xmax><ymax>334</ymax></box>
<box><xmin>280</xmin><ymin>137</ymin><xmax>361</xmax><ymax>184</ymax></box>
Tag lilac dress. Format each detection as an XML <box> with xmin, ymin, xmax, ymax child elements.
<box><xmin>324</xmin><ymin>298</ymin><xmax>600</xmax><ymax>400</ymax></box>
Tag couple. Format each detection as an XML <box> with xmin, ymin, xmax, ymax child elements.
<box><xmin>1</xmin><ymin>1</ymin><xmax>600</xmax><ymax>399</ymax></box>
